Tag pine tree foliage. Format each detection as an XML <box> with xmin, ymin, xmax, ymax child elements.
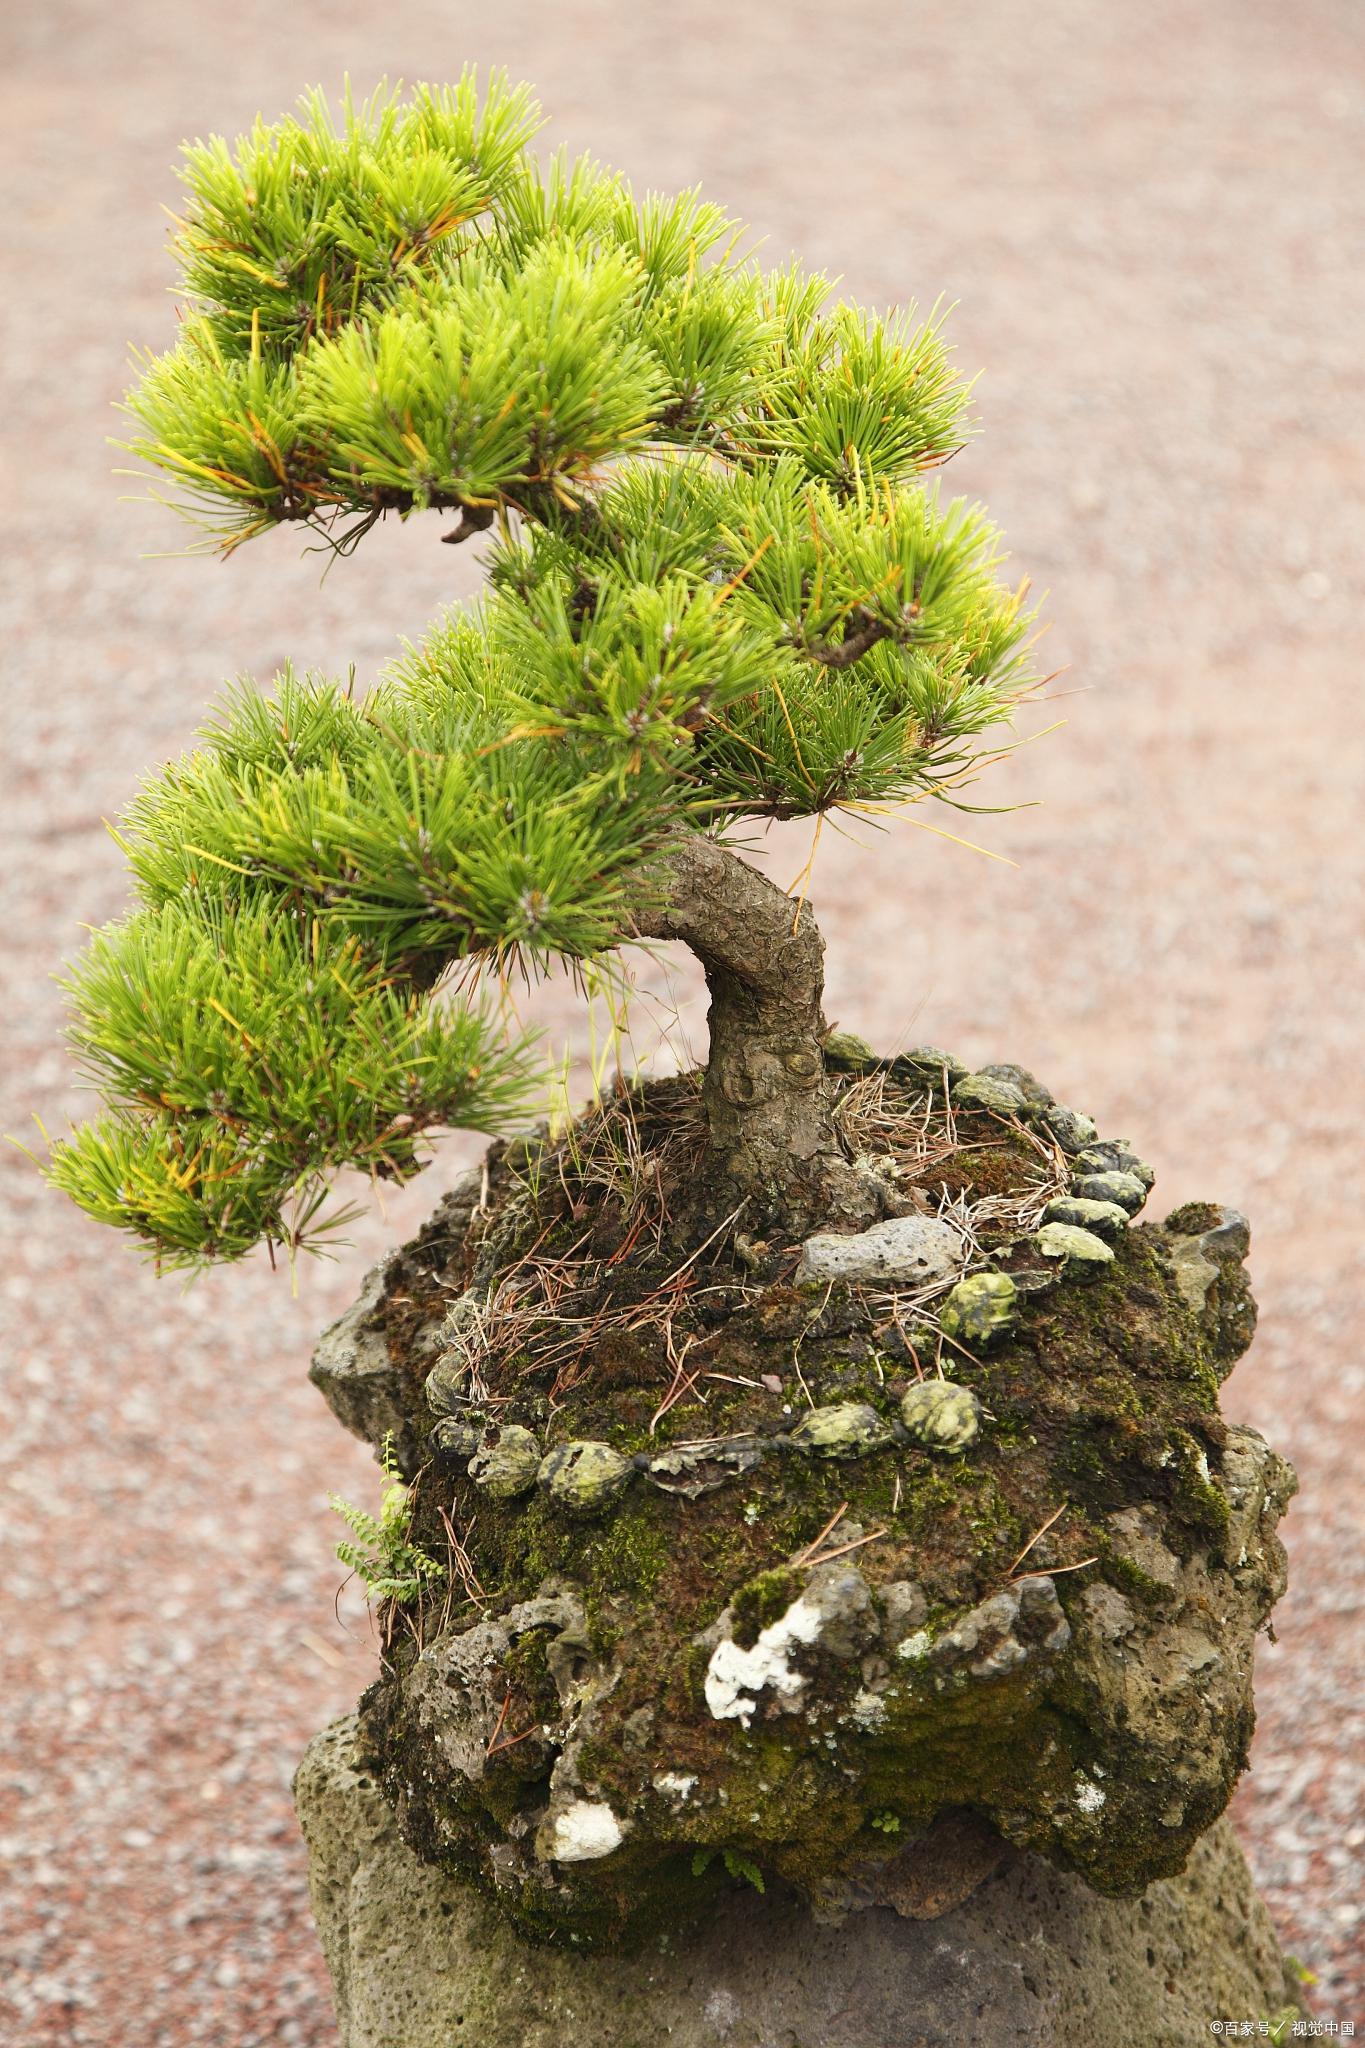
<box><xmin>47</xmin><ymin>75</ymin><xmax>1044</xmax><ymax>1269</ymax></box>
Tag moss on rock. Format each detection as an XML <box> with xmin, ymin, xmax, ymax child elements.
<box><xmin>310</xmin><ymin>1063</ymin><xmax>1292</xmax><ymax>1951</ymax></box>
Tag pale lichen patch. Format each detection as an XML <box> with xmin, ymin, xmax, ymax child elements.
<box><xmin>542</xmin><ymin>1801</ymin><xmax>626</xmax><ymax>1863</ymax></box>
<box><xmin>705</xmin><ymin>1593</ymin><xmax>830</xmax><ymax>1726</ymax></box>
<box><xmin>653</xmin><ymin>1771</ymin><xmax>698</xmax><ymax>1804</ymax></box>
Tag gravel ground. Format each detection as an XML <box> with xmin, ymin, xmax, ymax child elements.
<box><xmin>2</xmin><ymin>1</ymin><xmax>1362</xmax><ymax>2039</ymax></box>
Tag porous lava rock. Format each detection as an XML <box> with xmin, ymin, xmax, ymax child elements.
<box><xmin>310</xmin><ymin>1058</ymin><xmax>1294</xmax><ymax>1952</ymax></box>
<box><xmin>295</xmin><ymin>1715</ymin><xmax>1305</xmax><ymax>2048</ymax></box>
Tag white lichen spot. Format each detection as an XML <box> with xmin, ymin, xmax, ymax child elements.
<box><xmin>545</xmin><ymin>1800</ymin><xmax>625</xmax><ymax>1862</ymax></box>
<box><xmin>653</xmin><ymin>1771</ymin><xmax>698</xmax><ymax>1804</ymax></box>
<box><xmin>704</xmin><ymin>1989</ymin><xmax>742</xmax><ymax>2030</ymax></box>
<box><xmin>851</xmin><ymin>1688</ymin><xmax>888</xmax><ymax>1730</ymax></box>
<box><xmin>704</xmin><ymin>1593</ymin><xmax>831</xmax><ymax>1727</ymax></box>
<box><xmin>1075</xmin><ymin>1778</ymin><xmax>1107</xmax><ymax>1815</ymax></box>
<box><xmin>897</xmin><ymin>1629</ymin><xmax>934</xmax><ymax>1662</ymax></box>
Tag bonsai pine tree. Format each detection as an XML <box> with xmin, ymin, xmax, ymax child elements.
<box><xmin>38</xmin><ymin>84</ymin><xmax>1307</xmax><ymax>2018</ymax></box>
<box><xmin>45</xmin><ymin>74</ymin><xmax>1037</xmax><ymax>1268</ymax></box>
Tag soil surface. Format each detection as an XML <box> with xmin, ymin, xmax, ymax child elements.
<box><xmin>2</xmin><ymin>1</ymin><xmax>1361</xmax><ymax>2040</ymax></box>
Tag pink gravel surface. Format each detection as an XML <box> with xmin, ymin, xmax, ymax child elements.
<box><xmin>2</xmin><ymin>2</ymin><xmax>1362</xmax><ymax>2039</ymax></box>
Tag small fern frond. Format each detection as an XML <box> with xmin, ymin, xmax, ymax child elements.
<box><xmin>330</xmin><ymin>1434</ymin><xmax>447</xmax><ymax>1608</ymax></box>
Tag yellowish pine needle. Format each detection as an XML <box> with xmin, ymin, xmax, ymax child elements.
<box><xmin>711</xmin><ymin>531</ymin><xmax>774</xmax><ymax>607</ymax></box>
<box><xmin>901</xmin><ymin>812</ymin><xmax>1018</xmax><ymax>866</ymax></box>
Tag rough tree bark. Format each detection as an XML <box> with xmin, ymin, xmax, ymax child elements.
<box><xmin>629</xmin><ymin>834</ymin><xmax>878</xmax><ymax>1227</ymax></box>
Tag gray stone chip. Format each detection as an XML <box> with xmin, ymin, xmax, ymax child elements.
<box><xmin>978</xmin><ymin>1062</ymin><xmax>1053</xmax><ymax>1104</ymax></box>
<box><xmin>926</xmin><ymin>1574</ymin><xmax>1072</xmax><ymax>1679</ymax></box>
<box><xmin>1161</xmin><ymin>1207</ymin><xmax>1253</xmax><ymax>1340</ymax></box>
<box><xmin>425</xmin><ymin>1349</ymin><xmax>471</xmax><ymax>1417</ymax></box>
<box><xmin>309</xmin><ymin>1255</ymin><xmax>414</xmax><ymax>1458</ymax></box>
<box><xmin>645</xmin><ymin>1438</ymin><xmax>768</xmax><ymax>1499</ymax></box>
<box><xmin>797</xmin><ymin>1214</ymin><xmax>963</xmax><ymax>1287</ymax></box>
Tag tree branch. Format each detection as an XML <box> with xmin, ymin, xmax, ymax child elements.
<box><xmin>440</xmin><ymin>504</ymin><xmax>498</xmax><ymax>546</ymax></box>
<box><xmin>804</xmin><ymin>609</ymin><xmax>893</xmax><ymax>668</ymax></box>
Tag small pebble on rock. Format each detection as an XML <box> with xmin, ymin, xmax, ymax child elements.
<box><xmin>1032</xmin><ymin>1222</ymin><xmax>1116</xmax><ymax>1274</ymax></box>
<box><xmin>1070</xmin><ymin>1170</ymin><xmax>1148</xmax><ymax>1216</ymax></box>
<box><xmin>468</xmin><ymin>1425</ymin><xmax>542</xmax><ymax>1499</ymax></box>
<box><xmin>1037</xmin><ymin>1103</ymin><xmax>1100</xmax><ymax>1152</ymax></box>
<box><xmin>939</xmin><ymin>1272</ymin><xmax>1018</xmax><ymax>1346</ymax></box>
<box><xmin>789</xmin><ymin>1402</ymin><xmax>893</xmax><ymax>1459</ymax></box>
<box><xmin>952</xmin><ymin>1072</ymin><xmax>1028</xmax><ymax>1116</ymax></box>
<box><xmin>899</xmin><ymin>1379</ymin><xmax>984</xmax><ymax>1453</ymax></box>
<box><xmin>1043</xmin><ymin>1195</ymin><xmax>1131</xmax><ymax>1240</ymax></box>
<box><xmin>429</xmin><ymin>1414</ymin><xmax>485</xmax><ymax>1464</ymax></box>
<box><xmin>538</xmin><ymin>1440</ymin><xmax>635</xmax><ymax>1515</ymax></box>
<box><xmin>425</xmin><ymin>1351</ymin><xmax>469</xmax><ymax>1416</ymax></box>
<box><xmin>1074</xmin><ymin>1142</ymin><xmax>1155</xmax><ymax>1190</ymax></box>
<box><xmin>978</xmin><ymin>1062</ymin><xmax>1053</xmax><ymax>1104</ymax></box>
<box><xmin>823</xmin><ymin>1029</ymin><xmax>878</xmax><ymax>1066</ymax></box>
<box><xmin>900</xmin><ymin>1045</ymin><xmax>970</xmax><ymax>1080</ymax></box>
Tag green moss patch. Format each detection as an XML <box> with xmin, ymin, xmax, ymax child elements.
<box><xmin>353</xmin><ymin>1065</ymin><xmax>1277</xmax><ymax>1949</ymax></box>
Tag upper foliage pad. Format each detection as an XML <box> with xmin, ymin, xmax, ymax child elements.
<box><xmin>126</xmin><ymin>73</ymin><xmax>977</xmax><ymax>547</ymax></box>
<box><xmin>48</xmin><ymin>76</ymin><xmax>1044</xmax><ymax>1268</ymax></box>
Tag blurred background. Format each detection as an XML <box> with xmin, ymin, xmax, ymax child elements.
<box><xmin>2</xmin><ymin>2</ymin><xmax>1361</xmax><ymax>2039</ymax></box>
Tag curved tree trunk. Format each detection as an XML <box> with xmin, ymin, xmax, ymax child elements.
<box><xmin>630</xmin><ymin>835</ymin><xmax>877</xmax><ymax>1228</ymax></box>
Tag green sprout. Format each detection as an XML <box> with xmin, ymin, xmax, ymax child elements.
<box><xmin>331</xmin><ymin>1432</ymin><xmax>447</xmax><ymax>1606</ymax></box>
